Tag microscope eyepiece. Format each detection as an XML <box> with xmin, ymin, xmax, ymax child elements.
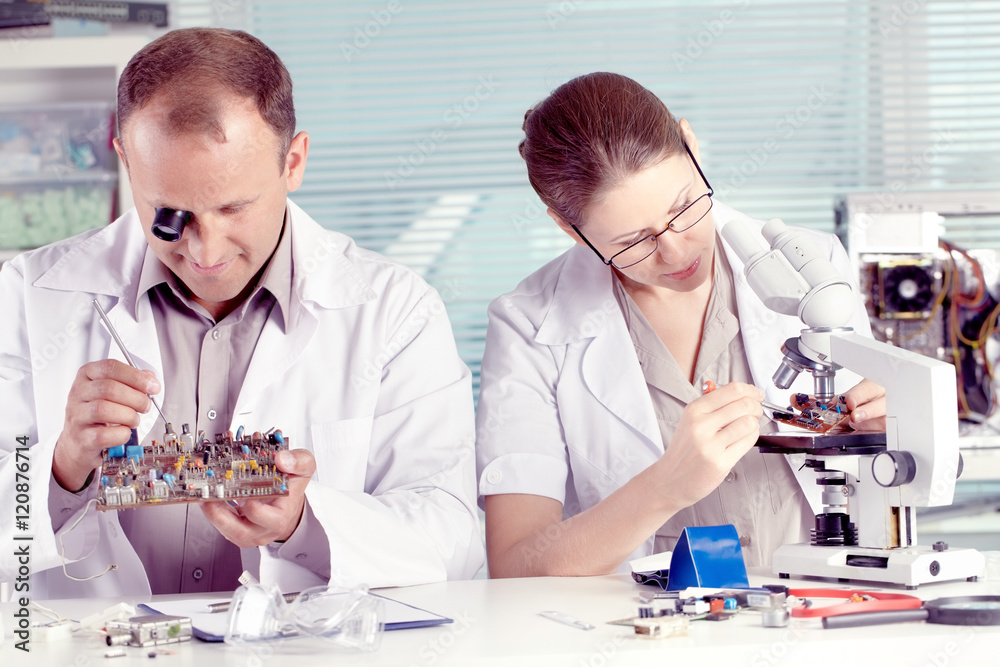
<box><xmin>151</xmin><ymin>208</ymin><xmax>193</xmax><ymax>242</ymax></box>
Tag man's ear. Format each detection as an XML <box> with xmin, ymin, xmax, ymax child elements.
<box><xmin>548</xmin><ymin>208</ymin><xmax>588</xmax><ymax>249</ymax></box>
<box><xmin>284</xmin><ymin>131</ymin><xmax>309</xmax><ymax>192</ymax></box>
<box><xmin>113</xmin><ymin>137</ymin><xmax>128</xmax><ymax>172</ymax></box>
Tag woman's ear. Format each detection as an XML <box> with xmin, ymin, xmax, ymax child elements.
<box><xmin>548</xmin><ymin>208</ymin><xmax>589</xmax><ymax>248</ymax></box>
<box><xmin>678</xmin><ymin>118</ymin><xmax>701</xmax><ymax>163</ymax></box>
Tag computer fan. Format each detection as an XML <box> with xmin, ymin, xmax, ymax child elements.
<box><xmin>877</xmin><ymin>260</ymin><xmax>937</xmax><ymax>319</ymax></box>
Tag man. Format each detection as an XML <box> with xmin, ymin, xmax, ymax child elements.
<box><xmin>0</xmin><ymin>28</ymin><xmax>483</xmax><ymax>599</ymax></box>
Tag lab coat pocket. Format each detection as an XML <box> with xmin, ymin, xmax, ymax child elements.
<box><xmin>310</xmin><ymin>417</ymin><xmax>374</xmax><ymax>490</ymax></box>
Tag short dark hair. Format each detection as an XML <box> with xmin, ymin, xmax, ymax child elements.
<box><xmin>519</xmin><ymin>72</ymin><xmax>685</xmax><ymax>226</ymax></box>
<box><xmin>117</xmin><ymin>28</ymin><xmax>295</xmax><ymax>168</ymax></box>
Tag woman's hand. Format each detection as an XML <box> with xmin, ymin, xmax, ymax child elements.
<box><xmin>841</xmin><ymin>379</ymin><xmax>886</xmax><ymax>431</ymax></box>
<box><xmin>651</xmin><ymin>381</ymin><xmax>764</xmax><ymax>510</ymax></box>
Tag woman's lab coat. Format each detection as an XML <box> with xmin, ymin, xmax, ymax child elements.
<box><xmin>476</xmin><ymin>201</ymin><xmax>872</xmax><ymax>568</ymax></box>
<box><xmin>1</xmin><ymin>200</ymin><xmax>484</xmax><ymax>599</ymax></box>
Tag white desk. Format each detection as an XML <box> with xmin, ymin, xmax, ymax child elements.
<box><xmin>4</xmin><ymin>570</ymin><xmax>1000</xmax><ymax>666</ymax></box>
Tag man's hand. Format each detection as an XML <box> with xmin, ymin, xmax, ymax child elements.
<box><xmin>53</xmin><ymin>360</ymin><xmax>160</xmax><ymax>492</ymax></box>
<box><xmin>201</xmin><ymin>449</ymin><xmax>316</xmax><ymax>547</ymax></box>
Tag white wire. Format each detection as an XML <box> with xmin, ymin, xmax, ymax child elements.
<box><xmin>59</xmin><ymin>498</ymin><xmax>117</xmax><ymax>582</ymax></box>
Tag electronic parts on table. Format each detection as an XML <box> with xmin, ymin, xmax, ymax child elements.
<box><xmin>613</xmin><ymin>589</ymin><xmax>750</xmax><ymax>638</ymax></box>
<box><xmin>97</xmin><ymin>424</ymin><xmax>289</xmax><ymax>511</ymax></box>
<box><xmin>105</xmin><ymin>614</ymin><xmax>192</xmax><ymax>648</ymax></box>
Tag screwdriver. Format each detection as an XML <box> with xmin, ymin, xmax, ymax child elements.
<box><xmin>92</xmin><ymin>299</ymin><xmax>168</xmax><ymax>426</ymax></box>
<box><xmin>701</xmin><ymin>380</ymin><xmax>795</xmax><ymax>417</ymax></box>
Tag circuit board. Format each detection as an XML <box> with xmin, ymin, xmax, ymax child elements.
<box><xmin>858</xmin><ymin>253</ymin><xmax>950</xmax><ymax>361</ymax></box>
<box><xmin>96</xmin><ymin>425</ymin><xmax>289</xmax><ymax>511</ymax></box>
<box><xmin>770</xmin><ymin>395</ymin><xmax>853</xmax><ymax>435</ymax></box>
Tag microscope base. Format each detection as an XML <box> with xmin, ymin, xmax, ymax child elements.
<box><xmin>772</xmin><ymin>543</ymin><xmax>985</xmax><ymax>589</ymax></box>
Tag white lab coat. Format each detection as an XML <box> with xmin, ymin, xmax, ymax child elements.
<box><xmin>476</xmin><ymin>202</ymin><xmax>872</xmax><ymax>569</ymax></box>
<box><xmin>0</xmin><ymin>200</ymin><xmax>484</xmax><ymax>600</ymax></box>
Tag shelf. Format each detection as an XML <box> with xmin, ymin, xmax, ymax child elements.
<box><xmin>0</xmin><ymin>35</ymin><xmax>150</xmax><ymax>215</ymax></box>
<box><xmin>0</xmin><ymin>171</ymin><xmax>118</xmax><ymax>186</ymax></box>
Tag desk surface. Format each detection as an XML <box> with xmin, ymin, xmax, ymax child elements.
<box><xmin>4</xmin><ymin>570</ymin><xmax>1000</xmax><ymax>666</ymax></box>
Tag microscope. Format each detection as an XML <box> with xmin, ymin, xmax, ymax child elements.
<box><xmin>722</xmin><ymin>218</ymin><xmax>985</xmax><ymax>588</ymax></box>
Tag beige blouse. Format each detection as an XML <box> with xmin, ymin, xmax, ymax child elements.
<box><xmin>613</xmin><ymin>246</ymin><xmax>812</xmax><ymax>568</ymax></box>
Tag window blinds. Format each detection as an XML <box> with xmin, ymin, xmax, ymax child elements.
<box><xmin>198</xmin><ymin>0</ymin><xmax>999</xmax><ymax>393</ymax></box>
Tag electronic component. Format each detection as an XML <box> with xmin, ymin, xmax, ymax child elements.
<box><xmin>681</xmin><ymin>599</ymin><xmax>709</xmax><ymax>615</ymax></box>
<box><xmin>538</xmin><ymin>610</ymin><xmax>595</xmax><ymax>630</ymax></box>
<box><xmin>105</xmin><ymin>615</ymin><xmax>192</xmax><ymax>648</ymax></box>
<box><xmin>836</xmin><ymin>192</ymin><xmax>1000</xmax><ymax>422</ymax></box>
<box><xmin>771</xmin><ymin>394</ymin><xmax>852</xmax><ymax>434</ymax></box>
<box><xmin>97</xmin><ymin>424</ymin><xmax>290</xmax><ymax>511</ymax></box>
<box><xmin>633</xmin><ymin>615</ymin><xmax>688</xmax><ymax>639</ymax></box>
<box><xmin>762</xmin><ymin>608</ymin><xmax>790</xmax><ymax>627</ymax></box>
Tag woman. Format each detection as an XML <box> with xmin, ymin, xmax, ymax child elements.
<box><xmin>476</xmin><ymin>72</ymin><xmax>885</xmax><ymax>577</ymax></box>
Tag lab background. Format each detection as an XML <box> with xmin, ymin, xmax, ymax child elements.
<box><xmin>2</xmin><ymin>0</ymin><xmax>999</xmax><ymax>556</ymax></box>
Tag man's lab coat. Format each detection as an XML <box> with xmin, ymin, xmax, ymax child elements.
<box><xmin>476</xmin><ymin>201</ymin><xmax>871</xmax><ymax>568</ymax></box>
<box><xmin>0</xmin><ymin>200</ymin><xmax>484</xmax><ymax>599</ymax></box>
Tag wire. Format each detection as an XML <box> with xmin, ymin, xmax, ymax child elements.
<box><xmin>897</xmin><ymin>251</ymin><xmax>951</xmax><ymax>344</ymax></box>
<box><xmin>59</xmin><ymin>498</ymin><xmax>117</xmax><ymax>582</ymax></box>
<box><xmin>29</xmin><ymin>600</ymin><xmax>70</xmax><ymax>624</ymax></box>
<box><xmin>943</xmin><ymin>240</ymin><xmax>987</xmax><ymax>308</ymax></box>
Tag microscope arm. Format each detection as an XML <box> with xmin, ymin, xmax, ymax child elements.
<box><xmin>829</xmin><ymin>332</ymin><xmax>959</xmax><ymax>508</ymax></box>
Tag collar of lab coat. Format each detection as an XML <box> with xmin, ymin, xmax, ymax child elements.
<box><xmin>27</xmin><ymin>199</ymin><xmax>377</xmax><ymax>444</ymax></box>
<box><xmin>31</xmin><ymin>198</ymin><xmax>376</xmax><ymax>312</ymax></box>
<box><xmin>527</xmin><ymin>201</ymin><xmax>784</xmax><ymax>455</ymax></box>
<box><xmin>534</xmin><ymin>243</ymin><xmax>617</xmax><ymax>346</ymax></box>
<box><xmin>534</xmin><ymin>200</ymin><xmax>751</xmax><ymax>346</ymax></box>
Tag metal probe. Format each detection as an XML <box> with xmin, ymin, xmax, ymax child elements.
<box><xmin>762</xmin><ymin>400</ymin><xmax>795</xmax><ymax>416</ymax></box>
<box><xmin>92</xmin><ymin>299</ymin><xmax>168</xmax><ymax>425</ymax></box>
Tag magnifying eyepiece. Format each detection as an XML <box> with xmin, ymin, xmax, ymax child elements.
<box><xmin>152</xmin><ymin>208</ymin><xmax>193</xmax><ymax>242</ymax></box>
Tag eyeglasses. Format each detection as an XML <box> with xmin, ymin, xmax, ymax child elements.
<box><xmin>571</xmin><ymin>143</ymin><xmax>714</xmax><ymax>270</ymax></box>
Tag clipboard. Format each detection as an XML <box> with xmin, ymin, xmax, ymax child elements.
<box><xmin>138</xmin><ymin>593</ymin><xmax>452</xmax><ymax>642</ymax></box>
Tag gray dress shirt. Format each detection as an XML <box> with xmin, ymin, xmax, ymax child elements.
<box><xmin>50</xmin><ymin>217</ymin><xmax>330</xmax><ymax>594</ymax></box>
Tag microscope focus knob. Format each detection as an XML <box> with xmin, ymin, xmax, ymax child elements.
<box><xmin>872</xmin><ymin>451</ymin><xmax>917</xmax><ymax>487</ymax></box>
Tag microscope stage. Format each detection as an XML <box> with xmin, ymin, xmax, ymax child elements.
<box><xmin>757</xmin><ymin>431</ymin><xmax>887</xmax><ymax>456</ymax></box>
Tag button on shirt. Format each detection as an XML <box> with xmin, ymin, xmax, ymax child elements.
<box><xmin>612</xmin><ymin>245</ymin><xmax>812</xmax><ymax>568</ymax></box>
<box><xmin>115</xmin><ymin>220</ymin><xmax>293</xmax><ymax>595</ymax></box>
